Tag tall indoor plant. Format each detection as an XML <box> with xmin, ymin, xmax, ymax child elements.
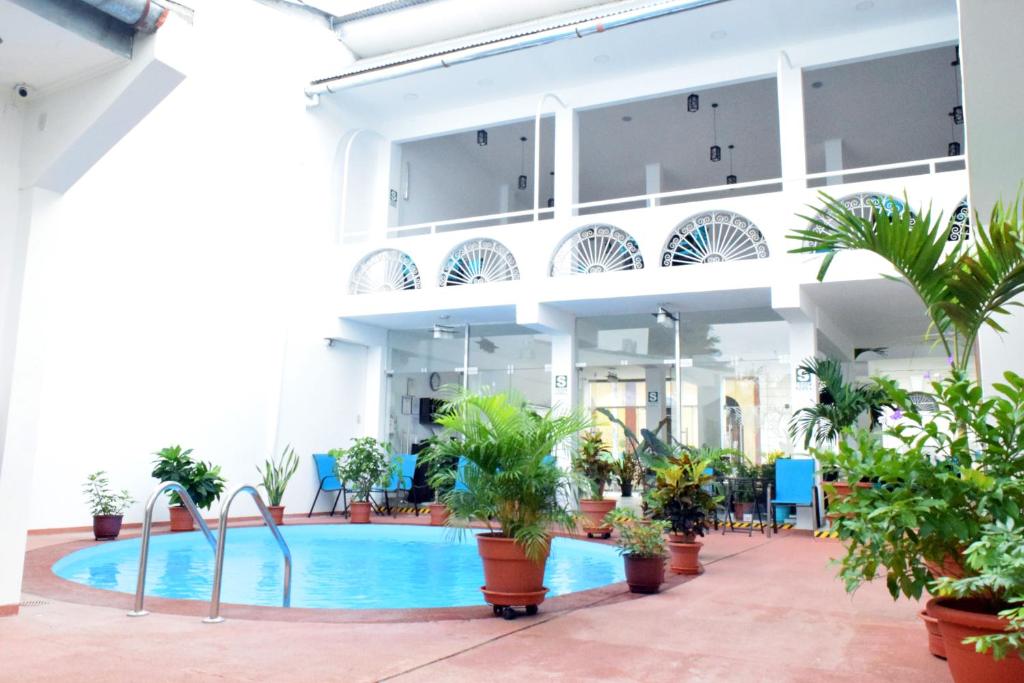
<box><xmin>83</xmin><ymin>471</ymin><xmax>134</xmax><ymax>540</ymax></box>
<box><xmin>256</xmin><ymin>444</ymin><xmax>300</xmax><ymax>525</ymax></box>
<box><xmin>572</xmin><ymin>430</ymin><xmax>616</xmax><ymax>538</ymax></box>
<box><xmin>330</xmin><ymin>437</ymin><xmax>395</xmax><ymax>524</ymax></box>
<box><xmin>150</xmin><ymin>445</ymin><xmax>226</xmax><ymax>532</ymax></box>
<box><xmin>427</xmin><ymin>389</ymin><xmax>587</xmax><ymax>617</ymax></box>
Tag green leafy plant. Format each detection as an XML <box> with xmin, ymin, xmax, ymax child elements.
<box><xmin>150</xmin><ymin>445</ymin><xmax>226</xmax><ymax>510</ymax></box>
<box><xmin>934</xmin><ymin>519</ymin><xmax>1024</xmax><ymax>661</ymax></box>
<box><xmin>330</xmin><ymin>437</ymin><xmax>395</xmax><ymax>502</ymax></box>
<box><xmin>610</xmin><ymin>449</ymin><xmax>641</xmax><ymax>491</ymax></box>
<box><xmin>645</xmin><ymin>449</ymin><xmax>722</xmax><ymax>539</ymax></box>
<box><xmin>605</xmin><ymin>508</ymin><xmax>669</xmax><ymax>558</ymax></box>
<box><xmin>425</xmin><ymin>389</ymin><xmax>589</xmax><ymax>562</ymax></box>
<box><xmin>572</xmin><ymin>430</ymin><xmax>614</xmax><ymax>499</ymax></box>
<box><xmin>82</xmin><ymin>471</ymin><xmax>134</xmax><ymax>516</ymax></box>
<box><xmin>257</xmin><ymin>444</ymin><xmax>300</xmax><ymax>506</ymax></box>
<box><xmin>788</xmin><ymin>357</ymin><xmax>889</xmax><ymax>449</ymax></box>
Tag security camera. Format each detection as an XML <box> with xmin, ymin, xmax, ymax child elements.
<box><xmin>14</xmin><ymin>83</ymin><xmax>32</xmax><ymax>99</ymax></box>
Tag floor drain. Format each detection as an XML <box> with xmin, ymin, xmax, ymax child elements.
<box><xmin>19</xmin><ymin>599</ymin><xmax>48</xmax><ymax>607</ymax></box>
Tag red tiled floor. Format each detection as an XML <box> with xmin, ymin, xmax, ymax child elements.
<box><xmin>1</xmin><ymin>522</ymin><xmax>950</xmax><ymax>682</ymax></box>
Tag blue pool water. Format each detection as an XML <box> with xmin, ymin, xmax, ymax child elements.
<box><xmin>52</xmin><ymin>525</ymin><xmax>625</xmax><ymax>609</ymax></box>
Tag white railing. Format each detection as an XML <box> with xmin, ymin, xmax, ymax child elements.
<box><xmin>342</xmin><ymin>155</ymin><xmax>964</xmax><ymax>244</ymax></box>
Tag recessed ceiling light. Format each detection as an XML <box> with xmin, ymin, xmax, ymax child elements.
<box><xmin>621</xmin><ymin>115</ymin><xmax>632</xmax><ymax>122</ymax></box>
<box><xmin>403</xmin><ymin>93</ymin><xmax>419</xmax><ymax>101</ymax></box>
<box><xmin>477</xmin><ymin>78</ymin><xmax>493</xmax><ymax>87</ymax></box>
<box><xmin>710</xmin><ymin>30</ymin><xmax>727</xmax><ymax>40</ymax></box>
<box><xmin>811</xmin><ymin>80</ymin><xmax>824</xmax><ymax>89</ymax></box>
<box><xmin>593</xmin><ymin>54</ymin><xmax>611</xmax><ymax>64</ymax></box>
<box><xmin>855</xmin><ymin>0</ymin><xmax>874</xmax><ymax>10</ymax></box>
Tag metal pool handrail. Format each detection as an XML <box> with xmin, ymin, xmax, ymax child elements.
<box><xmin>203</xmin><ymin>484</ymin><xmax>292</xmax><ymax>623</ymax></box>
<box><xmin>127</xmin><ymin>481</ymin><xmax>217</xmax><ymax>617</ymax></box>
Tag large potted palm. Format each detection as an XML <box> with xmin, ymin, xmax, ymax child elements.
<box><xmin>572</xmin><ymin>430</ymin><xmax>616</xmax><ymax>538</ymax></box>
<box><xmin>427</xmin><ymin>389</ymin><xmax>587</xmax><ymax>616</ymax></box>
<box><xmin>150</xmin><ymin>445</ymin><xmax>226</xmax><ymax>532</ymax></box>
<box><xmin>791</xmin><ymin>192</ymin><xmax>1024</xmax><ymax>680</ymax></box>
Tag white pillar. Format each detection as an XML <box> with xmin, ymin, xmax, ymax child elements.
<box><xmin>644</xmin><ymin>366</ymin><xmax>666</xmax><ymax>433</ymax></box>
<box><xmin>553</xmin><ymin>107</ymin><xmax>579</xmax><ymax>221</ymax></box>
<box><xmin>497</xmin><ymin>183</ymin><xmax>511</xmax><ymax>224</ymax></box>
<box><xmin>823</xmin><ymin>138</ymin><xmax>844</xmax><ymax>186</ymax></box>
<box><xmin>959</xmin><ymin>0</ymin><xmax>1024</xmax><ymax>389</ymax></box>
<box><xmin>776</xmin><ymin>51</ymin><xmax>808</xmax><ymax>191</ymax></box>
<box><xmin>645</xmin><ymin>162</ymin><xmax>663</xmax><ymax>206</ymax></box>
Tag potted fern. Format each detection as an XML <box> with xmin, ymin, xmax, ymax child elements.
<box><xmin>606</xmin><ymin>508</ymin><xmax>670</xmax><ymax>593</ymax></box>
<box><xmin>572</xmin><ymin>430</ymin><xmax>616</xmax><ymax>538</ymax></box>
<box><xmin>330</xmin><ymin>437</ymin><xmax>394</xmax><ymax>524</ymax></box>
<box><xmin>256</xmin><ymin>445</ymin><xmax>300</xmax><ymax>525</ymax></box>
<box><xmin>83</xmin><ymin>471</ymin><xmax>134</xmax><ymax>540</ymax></box>
<box><xmin>150</xmin><ymin>445</ymin><xmax>225</xmax><ymax>531</ymax></box>
<box><xmin>426</xmin><ymin>389</ymin><xmax>587</xmax><ymax>616</ymax></box>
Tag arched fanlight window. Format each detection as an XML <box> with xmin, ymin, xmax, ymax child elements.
<box><xmin>549</xmin><ymin>224</ymin><xmax>644</xmax><ymax>276</ymax></box>
<box><xmin>439</xmin><ymin>239</ymin><xmax>519</xmax><ymax>286</ymax></box>
<box><xmin>349</xmin><ymin>249</ymin><xmax>421</xmax><ymax>294</ymax></box>
<box><xmin>948</xmin><ymin>196</ymin><xmax>970</xmax><ymax>242</ymax></box>
<box><xmin>806</xmin><ymin>192</ymin><xmax>916</xmax><ymax>241</ymax></box>
<box><xmin>908</xmin><ymin>391</ymin><xmax>939</xmax><ymax>413</ymax></box>
<box><xmin>662</xmin><ymin>210</ymin><xmax>769</xmax><ymax>266</ymax></box>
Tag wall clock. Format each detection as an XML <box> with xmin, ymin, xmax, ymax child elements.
<box><xmin>429</xmin><ymin>372</ymin><xmax>442</xmax><ymax>391</ymax></box>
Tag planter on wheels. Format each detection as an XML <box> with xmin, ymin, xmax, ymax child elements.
<box><xmin>427</xmin><ymin>502</ymin><xmax>449</xmax><ymax>526</ymax></box>
<box><xmin>267</xmin><ymin>505</ymin><xmax>285</xmax><ymax>526</ymax></box>
<box><xmin>349</xmin><ymin>500</ymin><xmax>372</xmax><ymax>524</ymax></box>
<box><xmin>667</xmin><ymin>533</ymin><xmax>703</xmax><ymax>575</ymax></box>
<box><xmin>477</xmin><ymin>533</ymin><xmax>549</xmax><ymax>617</ymax></box>
<box><xmin>92</xmin><ymin>514</ymin><xmax>124</xmax><ymax>541</ymax></box>
<box><xmin>168</xmin><ymin>505</ymin><xmax>195</xmax><ymax>532</ymax></box>
<box><xmin>579</xmin><ymin>499</ymin><xmax>616</xmax><ymax>538</ymax></box>
<box><xmin>928</xmin><ymin>597</ymin><xmax>1024</xmax><ymax>683</ymax></box>
<box><xmin>919</xmin><ymin>609</ymin><xmax>946</xmax><ymax>659</ymax></box>
<box><xmin>623</xmin><ymin>555</ymin><xmax>666</xmax><ymax>593</ymax></box>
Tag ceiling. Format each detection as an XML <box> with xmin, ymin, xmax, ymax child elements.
<box><xmin>0</xmin><ymin>0</ymin><xmax>128</xmax><ymax>93</ymax></box>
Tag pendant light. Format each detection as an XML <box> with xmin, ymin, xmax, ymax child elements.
<box><xmin>687</xmin><ymin>93</ymin><xmax>699</xmax><ymax>112</ymax></box>
<box><xmin>710</xmin><ymin>103</ymin><xmax>721</xmax><ymax>162</ymax></box>
<box><xmin>948</xmin><ymin>112</ymin><xmax>961</xmax><ymax>156</ymax></box>
<box><xmin>518</xmin><ymin>136</ymin><xmax>528</xmax><ymax>190</ymax></box>
<box><xmin>726</xmin><ymin>144</ymin><xmax>737</xmax><ymax>184</ymax></box>
<box><xmin>477</xmin><ymin>129</ymin><xmax>488</xmax><ymax>146</ymax></box>
<box><xmin>547</xmin><ymin>171</ymin><xmax>554</xmax><ymax>208</ymax></box>
<box><xmin>950</xmin><ymin>47</ymin><xmax>963</xmax><ymax>125</ymax></box>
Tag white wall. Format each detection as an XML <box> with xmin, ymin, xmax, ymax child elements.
<box><xmin>0</xmin><ymin>99</ymin><xmax>26</xmax><ymax>465</ymax></box>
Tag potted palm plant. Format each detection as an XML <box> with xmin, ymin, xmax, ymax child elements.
<box><xmin>572</xmin><ymin>430</ymin><xmax>616</xmax><ymax>538</ymax></box>
<box><xmin>256</xmin><ymin>444</ymin><xmax>299</xmax><ymax>525</ymax></box>
<box><xmin>427</xmin><ymin>389</ymin><xmax>587</xmax><ymax>616</ymax></box>
<box><xmin>791</xmin><ymin>192</ymin><xmax>1024</xmax><ymax>680</ymax></box>
<box><xmin>645</xmin><ymin>449</ymin><xmax>720</xmax><ymax>575</ymax></box>
<box><xmin>150</xmin><ymin>445</ymin><xmax>226</xmax><ymax>532</ymax></box>
<box><xmin>605</xmin><ymin>508</ymin><xmax>670</xmax><ymax>593</ymax></box>
<box><xmin>330</xmin><ymin>437</ymin><xmax>394</xmax><ymax>524</ymax></box>
<box><xmin>83</xmin><ymin>471</ymin><xmax>134</xmax><ymax>540</ymax></box>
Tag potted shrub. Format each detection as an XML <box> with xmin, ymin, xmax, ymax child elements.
<box><xmin>572</xmin><ymin>430</ymin><xmax>616</xmax><ymax>538</ymax></box>
<box><xmin>610</xmin><ymin>448</ymin><xmax>640</xmax><ymax>498</ymax></box>
<box><xmin>645</xmin><ymin>449</ymin><xmax>720</xmax><ymax>575</ymax></box>
<box><xmin>256</xmin><ymin>444</ymin><xmax>299</xmax><ymax>525</ymax></box>
<box><xmin>83</xmin><ymin>471</ymin><xmax>134</xmax><ymax>540</ymax></box>
<box><xmin>150</xmin><ymin>445</ymin><xmax>225</xmax><ymax>532</ymax></box>
<box><xmin>423</xmin><ymin>446</ymin><xmax>456</xmax><ymax>526</ymax></box>
<box><xmin>427</xmin><ymin>389</ymin><xmax>587</xmax><ymax>616</ymax></box>
<box><xmin>331</xmin><ymin>437</ymin><xmax>395</xmax><ymax>524</ymax></box>
<box><xmin>605</xmin><ymin>508</ymin><xmax>670</xmax><ymax>593</ymax></box>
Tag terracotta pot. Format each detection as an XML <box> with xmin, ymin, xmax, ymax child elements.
<box><xmin>623</xmin><ymin>555</ymin><xmax>666</xmax><ymax>594</ymax></box>
<box><xmin>349</xmin><ymin>501</ymin><xmax>372</xmax><ymax>524</ymax></box>
<box><xmin>92</xmin><ymin>514</ymin><xmax>123</xmax><ymax>541</ymax></box>
<box><xmin>732</xmin><ymin>502</ymin><xmax>753</xmax><ymax>520</ymax></box>
<box><xmin>267</xmin><ymin>505</ymin><xmax>285</xmax><ymax>526</ymax></box>
<box><xmin>168</xmin><ymin>505</ymin><xmax>195</xmax><ymax>532</ymax></box>
<box><xmin>919</xmin><ymin>608</ymin><xmax>946</xmax><ymax>659</ymax></box>
<box><xmin>427</xmin><ymin>502</ymin><xmax>449</xmax><ymax>527</ymax></box>
<box><xmin>928</xmin><ymin>597</ymin><xmax>1024</xmax><ymax>683</ymax></box>
<box><xmin>667</xmin><ymin>540</ymin><xmax>703</xmax><ymax>575</ymax></box>
<box><xmin>476</xmin><ymin>533</ymin><xmax>549</xmax><ymax>607</ymax></box>
<box><xmin>579</xmin><ymin>499</ymin><xmax>616</xmax><ymax>536</ymax></box>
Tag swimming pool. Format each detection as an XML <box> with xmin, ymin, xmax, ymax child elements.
<box><xmin>52</xmin><ymin>525</ymin><xmax>625</xmax><ymax>609</ymax></box>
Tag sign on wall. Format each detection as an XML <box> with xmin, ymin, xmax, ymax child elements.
<box><xmin>647</xmin><ymin>391</ymin><xmax>659</xmax><ymax>404</ymax></box>
<box><xmin>554</xmin><ymin>374</ymin><xmax>568</xmax><ymax>390</ymax></box>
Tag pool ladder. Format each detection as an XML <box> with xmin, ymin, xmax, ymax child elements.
<box><xmin>127</xmin><ymin>481</ymin><xmax>292</xmax><ymax>623</ymax></box>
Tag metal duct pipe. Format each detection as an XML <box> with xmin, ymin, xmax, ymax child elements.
<box><xmin>307</xmin><ymin>0</ymin><xmax>729</xmax><ymax>95</ymax></box>
<box><xmin>79</xmin><ymin>0</ymin><xmax>171</xmax><ymax>33</ymax></box>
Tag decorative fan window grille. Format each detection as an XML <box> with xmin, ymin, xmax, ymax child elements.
<box><xmin>349</xmin><ymin>249</ymin><xmax>421</xmax><ymax>294</ymax></box>
<box><xmin>948</xmin><ymin>197</ymin><xmax>970</xmax><ymax>242</ymax></box>
<box><xmin>907</xmin><ymin>391</ymin><xmax>939</xmax><ymax>413</ymax></box>
<box><xmin>662</xmin><ymin>211</ymin><xmax>769</xmax><ymax>266</ymax></box>
<box><xmin>549</xmin><ymin>225</ymin><xmax>644</xmax><ymax>276</ymax></box>
<box><xmin>807</xmin><ymin>192</ymin><xmax>916</xmax><ymax>239</ymax></box>
<box><xmin>439</xmin><ymin>239</ymin><xmax>520</xmax><ymax>286</ymax></box>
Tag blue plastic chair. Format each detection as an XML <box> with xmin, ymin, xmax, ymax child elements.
<box><xmin>308</xmin><ymin>453</ymin><xmax>347</xmax><ymax>517</ymax></box>
<box><xmin>769</xmin><ymin>458</ymin><xmax>819</xmax><ymax>532</ymax></box>
<box><xmin>377</xmin><ymin>454</ymin><xmax>424</xmax><ymax>516</ymax></box>
<box><xmin>454</xmin><ymin>456</ymin><xmax>469</xmax><ymax>492</ymax></box>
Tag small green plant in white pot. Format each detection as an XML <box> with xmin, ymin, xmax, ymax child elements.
<box><xmin>83</xmin><ymin>471</ymin><xmax>134</xmax><ymax>541</ymax></box>
<box><xmin>331</xmin><ymin>437</ymin><xmax>395</xmax><ymax>524</ymax></box>
<box><xmin>257</xmin><ymin>445</ymin><xmax>300</xmax><ymax>525</ymax></box>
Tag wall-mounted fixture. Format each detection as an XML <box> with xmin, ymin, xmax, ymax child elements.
<box><xmin>518</xmin><ymin>136</ymin><xmax>528</xmax><ymax>190</ymax></box>
<box><xmin>687</xmin><ymin>93</ymin><xmax>699</xmax><ymax>112</ymax></box>
<box><xmin>709</xmin><ymin>103</ymin><xmax>721</xmax><ymax>162</ymax></box>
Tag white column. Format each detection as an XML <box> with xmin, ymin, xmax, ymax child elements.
<box><xmin>787</xmin><ymin>319</ymin><xmax>819</xmax><ymax>531</ymax></box>
<box><xmin>550</xmin><ymin>333</ymin><xmax>577</xmax><ymax>470</ymax></box>
<box><xmin>553</xmin><ymin>107</ymin><xmax>579</xmax><ymax>221</ymax></box>
<box><xmin>776</xmin><ymin>51</ymin><xmax>808</xmax><ymax>191</ymax></box>
<box><xmin>959</xmin><ymin>0</ymin><xmax>1024</xmax><ymax>388</ymax></box>
<box><xmin>497</xmin><ymin>183</ymin><xmax>510</xmax><ymax>224</ymax></box>
<box><xmin>644</xmin><ymin>366</ymin><xmax>666</xmax><ymax>433</ymax></box>
<box><xmin>645</xmin><ymin>162</ymin><xmax>663</xmax><ymax>207</ymax></box>
<box><xmin>823</xmin><ymin>138</ymin><xmax>844</xmax><ymax>185</ymax></box>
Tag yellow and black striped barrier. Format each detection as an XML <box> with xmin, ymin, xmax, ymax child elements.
<box><xmin>723</xmin><ymin>522</ymin><xmax>794</xmax><ymax>530</ymax></box>
<box><xmin>390</xmin><ymin>507</ymin><xmax>422</xmax><ymax>515</ymax></box>
<box><xmin>815</xmin><ymin>529</ymin><xmax>841</xmax><ymax>539</ymax></box>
